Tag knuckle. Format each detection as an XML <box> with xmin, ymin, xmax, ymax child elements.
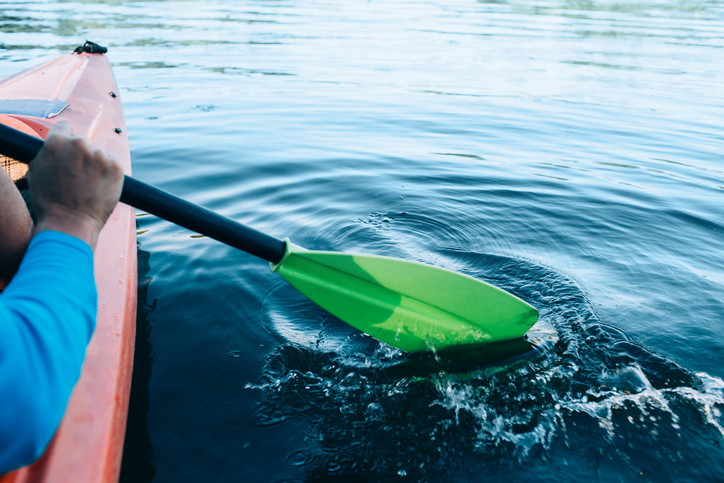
<box><xmin>44</xmin><ymin>133</ymin><xmax>64</xmax><ymax>152</ymax></box>
<box><xmin>69</xmin><ymin>136</ymin><xmax>90</xmax><ymax>153</ymax></box>
<box><xmin>93</xmin><ymin>150</ymin><xmax>123</xmax><ymax>177</ymax></box>
<box><xmin>103</xmin><ymin>153</ymin><xmax>123</xmax><ymax>173</ymax></box>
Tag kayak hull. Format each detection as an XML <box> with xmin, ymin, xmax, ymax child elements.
<box><xmin>0</xmin><ymin>52</ymin><xmax>137</xmax><ymax>482</ymax></box>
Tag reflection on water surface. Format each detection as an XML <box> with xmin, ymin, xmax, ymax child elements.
<box><xmin>1</xmin><ymin>0</ymin><xmax>722</xmax><ymax>481</ymax></box>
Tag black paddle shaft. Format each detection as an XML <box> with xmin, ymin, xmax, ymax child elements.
<box><xmin>0</xmin><ymin>123</ymin><xmax>286</xmax><ymax>264</ymax></box>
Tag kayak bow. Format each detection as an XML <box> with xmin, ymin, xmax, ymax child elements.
<box><xmin>0</xmin><ymin>49</ymin><xmax>136</xmax><ymax>482</ymax></box>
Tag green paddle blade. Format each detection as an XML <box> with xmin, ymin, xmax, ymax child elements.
<box><xmin>271</xmin><ymin>240</ymin><xmax>538</xmax><ymax>353</ymax></box>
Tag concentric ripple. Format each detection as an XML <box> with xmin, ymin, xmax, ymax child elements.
<box><xmin>248</xmin><ymin>251</ymin><xmax>723</xmax><ymax>481</ymax></box>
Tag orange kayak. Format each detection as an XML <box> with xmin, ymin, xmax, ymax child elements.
<box><xmin>0</xmin><ymin>48</ymin><xmax>137</xmax><ymax>482</ymax></box>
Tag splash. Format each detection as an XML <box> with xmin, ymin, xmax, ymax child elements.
<box><xmin>249</xmin><ymin>252</ymin><xmax>724</xmax><ymax>481</ymax></box>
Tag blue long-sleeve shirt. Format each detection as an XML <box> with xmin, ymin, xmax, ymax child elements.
<box><xmin>0</xmin><ymin>231</ymin><xmax>96</xmax><ymax>473</ymax></box>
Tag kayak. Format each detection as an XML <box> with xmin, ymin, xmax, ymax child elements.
<box><xmin>0</xmin><ymin>46</ymin><xmax>137</xmax><ymax>482</ymax></box>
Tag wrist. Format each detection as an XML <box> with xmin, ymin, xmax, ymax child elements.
<box><xmin>34</xmin><ymin>210</ymin><xmax>103</xmax><ymax>251</ymax></box>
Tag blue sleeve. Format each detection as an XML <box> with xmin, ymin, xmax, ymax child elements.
<box><xmin>0</xmin><ymin>231</ymin><xmax>96</xmax><ymax>473</ymax></box>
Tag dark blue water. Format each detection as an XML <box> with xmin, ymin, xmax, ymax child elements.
<box><xmin>2</xmin><ymin>0</ymin><xmax>723</xmax><ymax>481</ymax></box>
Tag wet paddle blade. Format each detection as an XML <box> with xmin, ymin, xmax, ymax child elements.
<box><xmin>271</xmin><ymin>241</ymin><xmax>539</xmax><ymax>353</ymax></box>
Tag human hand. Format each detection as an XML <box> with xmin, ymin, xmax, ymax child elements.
<box><xmin>29</xmin><ymin>121</ymin><xmax>124</xmax><ymax>250</ymax></box>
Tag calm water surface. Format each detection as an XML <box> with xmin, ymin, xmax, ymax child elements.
<box><xmin>1</xmin><ymin>0</ymin><xmax>723</xmax><ymax>481</ymax></box>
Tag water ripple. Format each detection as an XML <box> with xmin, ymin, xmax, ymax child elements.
<box><xmin>4</xmin><ymin>0</ymin><xmax>722</xmax><ymax>481</ymax></box>
<box><xmin>248</xmin><ymin>255</ymin><xmax>723</xmax><ymax>480</ymax></box>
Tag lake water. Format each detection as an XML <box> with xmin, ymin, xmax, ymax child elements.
<box><xmin>1</xmin><ymin>0</ymin><xmax>723</xmax><ymax>481</ymax></box>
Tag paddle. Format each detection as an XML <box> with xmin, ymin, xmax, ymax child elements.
<box><xmin>0</xmin><ymin>123</ymin><xmax>539</xmax><ymax>352</ymax></box>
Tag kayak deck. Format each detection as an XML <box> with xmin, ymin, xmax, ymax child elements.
<box><xmin>0</xmin><ymin>52</ymin><xmax>137</xmax><ymax>482</ymax></box>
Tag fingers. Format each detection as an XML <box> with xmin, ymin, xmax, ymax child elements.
<box><xmin>41</xmin><ymin>125</ymin><xmax>122</xmax><ymax>180</ymax></box>
<box><xmin>38</xmin><ymin>122</ymin><xmax>90</xmax><ymax>175</ymax></box>
<box><xmin>29</xmin><ymin>122</ymin><xmax>126</xmax><ymax>250</ymax></box>
<box><xmin>104</xmin><ymin>152</ymin><xmax>124</xmax><ymax>181</ymax></box>
<box><xmin>90</xmin><ymin>149</ymin><xmax>124</xmax><ymax>199</ymax></box>
<box><xmin>45</xmin><ymin>122</ymin><xmax>122</xmax><ymax>178</ymax></box>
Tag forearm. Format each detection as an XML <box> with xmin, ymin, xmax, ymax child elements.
<box><xmin>0</xmin><ymin>231</ymin><xmax>96</xmax><ymax>472</ymax></box>
<box><xmin>0</xmin><ymin>171</ymin><xmax>33</xmax><ymax>285</ymax></box>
